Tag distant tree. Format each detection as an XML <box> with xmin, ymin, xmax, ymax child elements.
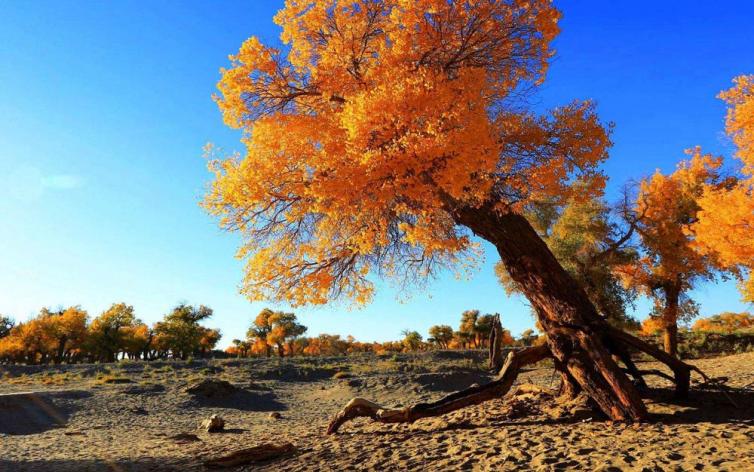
<box><xmin>517</xmin><ymin>329</ymin><xmax>538</xmax><ymax>347</ymax></box>
<box><xmin>692</xmin><ymin>312</ymin><xmax>754</xmax><ymax>334</ymax></box>
<box><xmin>267</xmin><ymin>311</ymin><xmax>307</xmax><ymax>357</ymax></box>
<box><xmin>247</xmin><ymin>308</ymin><xmax>275</xmax><ymax>357</ymax></box>
<box><xmin>42</xmin><ymin>306</ymin><xmax>89</xmax><ymax>364</ymax></box>
<box><xmin>154</xmin><ymin>304</ymin><xmax>214</xmax><ymax>360</ymax></box>
<box><xmin>88</xmin><ymin>303</ymin><xmax>139</xmax><ymax>362</ymax></box>
<box><xmin>458</xmin><ymin>310</ymin><xmax>480</xmax><ymax>348</ymax></box>
<box><xmin>475</xmin><ymin>314</ymin><xmax>496</xmax><ymax>348</ymax></box>
<box><xmin>400</xmin><ymin>330</ymin><xmax>423</xmax><ymax>352</ymax></box>
<box><xmin>198</xmin><ymin>328</ymin><xmax>222</xmax><ymax>357</ymax></box>
<box><xmin>427</xmin><ymin>325</ymin><xmax>453</xmax><ymax>349</ymax></box>
<box><xmin>618</xmin><ymin>151</ymin><xmax>729</xmax><ymax>356</ymax></box>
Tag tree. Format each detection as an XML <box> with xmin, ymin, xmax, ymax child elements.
<box><xmin>400</xmin><ymin>330</ymin><xmax>423</xmax><ymax>352</ymax></box>
<box><xmin>42</xmin><ymin>306</ymin><xmax>89</xmax><ymax>364</ymax></box>
<box><xmin>618</xmin><ymin>151</ymin><xmax>727</xmax><ymax>356</ymax></box>
<box><xmin>517</xmin><ymin>329</ymin><xmax>538</xmax><ymax>347</ymax></box>
<box><xmin>88</xmin><ymin>303</ymin><xmax>140</xmax><ymax>362</ymax></box>
<box><xmin>154</xmin><ymin>304</ymin><xmax>215</xmax><ymax>360</ymax></box>
<box><xmin>458</xmin><ymin>310</ymin><xmax>480</xmax><ymax>348</ymax></box>
<box><xmin>427</xmin><ymin>325</ymin><xmax>453</xmax><ymax>349</ymax></box>
<box><xmin>206</xmin><ymin>0</ymin><xmax>706</xmax><ymax>428</ymax></box>
<box><xmin>247</xmin><ymin>308</ymin><xmax>275</xmax><ymax>357</ymax></box>
<box><xmin>267</xmin><ymin>311</ymin><xmax>307</xmax><ymax>357</ymax></box>
<box><xmin>694</xmin><ymin>75</ymin><xmax>754</xmax><ymax>302</ymax></box>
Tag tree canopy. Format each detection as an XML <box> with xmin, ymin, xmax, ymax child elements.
<box><xmin>204</xmin><ymin>0</ymin><xmax>610</xmax><ymax>306</ymax></box>
<box><xmin>694</xmin><ymin>75</ymin><xmax>754</xmax><ymax>302</ymax></box>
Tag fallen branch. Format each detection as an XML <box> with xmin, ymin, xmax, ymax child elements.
<box><xmin>327</xmin><ymin>344</ymin><xmax>551</xmax><ymax>434</ymax></box>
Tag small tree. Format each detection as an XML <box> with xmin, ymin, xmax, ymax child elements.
<box><xmin>247</xmin><ymin>308</ymin><xmax>275</xmax><ymax>357</ymax></box>
<box><xmin>427</xmin><ymin>325</ymin><xmax>453</xmax><ymax>349</ymax></box>
<box><xmin>154</xmin><ymin>304</ymin><xmax>214</xmax><ymax>360</ymax></box>
<box><xmin>267</xmin><ymin>311</ymin><xmax>307</xmax><ymax>357</ymax></box>
<box><xmin>401</xmin><ymin>330</ymin><xmax>423</xmax><ymax>352</ymax></box>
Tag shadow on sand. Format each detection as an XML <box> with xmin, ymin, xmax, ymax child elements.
<box><xmin>0</xmin><ymin>390</ymin><xmax>91</xmax><ymax>435</ymax></box>
<box><xmin>183</xmin><ymin>388</ymin><xmax>287</xmax><ymax>412</ymax></box>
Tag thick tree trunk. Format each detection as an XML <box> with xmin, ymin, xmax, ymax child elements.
<box><xmin>662</xmin><ymin>286</ymin><xmax>680</xmax><ymax>357</ymax></box>
<box><xmin>327</xmin><ymin>206</ymin><xmax>713</xmax><ymax>434</ymax></box>
<box><xmin>454</xmin><ymin>206</ymin><xmax>647</xmax><ymax>421</ymax></box>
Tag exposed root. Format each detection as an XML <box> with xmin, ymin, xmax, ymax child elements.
<box><xmin>326</xmin><ymin>345</ymin><xmax>551</xmax><ymax>434</ymax></box>
<box><xmin>607</xmin><ymin>327</ymin><xmax>695</xmax><ymax>397</ymax></box>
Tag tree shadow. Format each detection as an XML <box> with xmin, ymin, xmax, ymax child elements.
<box><xmin>0</xmin><ymin>390</ymin><xmax>90</xmax><ymax>435</ymax></box>
<box><xmin>642</xmin><ymin>387</ymin><xmax>754</xmax><ymax>425</ymax></box>
<box><xmin>183</xmin><ymin>389</ymin><xmax>287</xmax><ymax>412</ymax></box>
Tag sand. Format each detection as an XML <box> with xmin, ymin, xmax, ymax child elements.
<box><xmin>0</xmin><ymin>351</ymin><xmax>752</xmax><ymax>471</ymax></box>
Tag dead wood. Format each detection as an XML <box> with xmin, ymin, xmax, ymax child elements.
<box><xmin>204</xmin><ymin>442</ymin><xmax>295</xmax><ymax>468</ymax></box>
<box><xmin>327</xmin><ymin>345</ymin><xmax>550</xmax><ymax>434</ymax></box>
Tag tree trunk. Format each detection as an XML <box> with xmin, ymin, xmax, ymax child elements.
<box><xmin>454</xmin><ymin>206</ymin><xmax>647</xmax><ymax>421</ymax></box>
<box><xmin>662</xmin><ymin>286</ymin><xmax>680</xmax><ymax>357</ymax></box>
<box><xmin>327</xmin><ymin>206</ymin><xmax>711</xmax><ymax>434</ymax></box>
<box><xmin>488</xmin><ymin>314</ymin><xmax>505</xmax><ymax>372</ymax></box>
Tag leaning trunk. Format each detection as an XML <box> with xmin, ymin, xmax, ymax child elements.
<box><xmin>454</xmin><ymin>206</ymin><xmax>647</xmax><ymax>421</ymax></box>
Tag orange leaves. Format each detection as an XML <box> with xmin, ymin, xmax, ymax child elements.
<box><xmin>692</xmin><ymin>312</ymin><xmax>753</xmax><ymax>334</ymax></box>
<box><xmin>205</xmin><ymin>0</ymin><xmax>610</xmax><ymax>306</ymax></box>
<box><xmin>718</xmin><ymin>75</ymin><xmax>754</xmax><ymax>171</ymax></box>
<box><xmin>693</xmin><ymin>75</ymin><xmax>754</xmax><ymax>302</ymax></box>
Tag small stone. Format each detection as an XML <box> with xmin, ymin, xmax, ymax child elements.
<box><xmin>269</xmin><ymin>412</ymin><xmax>282</xmax><ymax>420</ymax></box>
<box><xmin>200</xmin><ymin>414</ymin><xmax>225</xmax><ymax>432</ymax></box>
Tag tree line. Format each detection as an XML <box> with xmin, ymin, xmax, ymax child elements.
<box><xmin>0</xmin><ymin>303</ymin><xmax>221</xmax><ymax>364</ymax></box>
<box><xmin>1</xmin><ymin>304</ymin><xmax>749</xmax><ymax>365</ymax></box>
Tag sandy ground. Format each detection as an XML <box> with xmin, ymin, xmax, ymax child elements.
<box><xmin>0</xmin><ymin>351</ymin><xmax>753</xmax><ymax>471</ymax></box>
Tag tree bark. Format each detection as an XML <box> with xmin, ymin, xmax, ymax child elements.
<box><xmin>327</xmin><ymin>206</ymin><xmax>713</xmax><ymax>434</ymax></box>
<box><xmin>488</xmin><ymin>314</ymin><xmax>505</xmax><ymax>372</ymax></box>
<box><xmin>454</xmin><ymin>205</ymin><xmax>647</xmax><ymax>421</ymax></box>
<box><xmin>662</xmin><ymin>286</ymin><xmax>680</xmax><ymax>357</ymax></box>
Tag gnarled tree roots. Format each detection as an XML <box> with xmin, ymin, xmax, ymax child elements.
<box><xmin>327</xmin><ymin>330</ymin><xmax>711</xmax><ymax>435</ymax></box>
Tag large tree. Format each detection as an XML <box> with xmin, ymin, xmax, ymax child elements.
<box><xmin>205</xmin><ymin>0</ymin><xmax>706</xmax><ymax>428</ymax></box>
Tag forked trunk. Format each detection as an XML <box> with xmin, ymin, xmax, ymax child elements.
<box><xmin>454</xmin><ymin>206</ymin><xmax>647</xmax><ymax>421</ymax></box>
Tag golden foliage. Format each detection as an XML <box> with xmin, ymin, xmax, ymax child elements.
<box><xmin>694</xmin><ymin>75</ymin><xmax>754</xmax><ymax>302</ymax></box>
<box><xmin>204</xmin><ymin>0</ymin><xmax>611</xmax><ymax>306</ymax></box>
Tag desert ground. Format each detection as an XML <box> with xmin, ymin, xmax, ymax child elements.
<box><xmin>1</xmin><ymin>351</ymin><xmax>753</xmax><ymax>471</ymax></box>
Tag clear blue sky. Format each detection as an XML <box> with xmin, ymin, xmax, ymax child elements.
<box><xmin>1</xmin><ymin>1</ymin><xmax>752</xmax><ymax>348</ymax></box>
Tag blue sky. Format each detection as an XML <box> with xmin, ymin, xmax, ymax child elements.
<box><xmin>1</xmin><ymin>1</ymin><xmax>752</xmax><ymax>348</ymax></box>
